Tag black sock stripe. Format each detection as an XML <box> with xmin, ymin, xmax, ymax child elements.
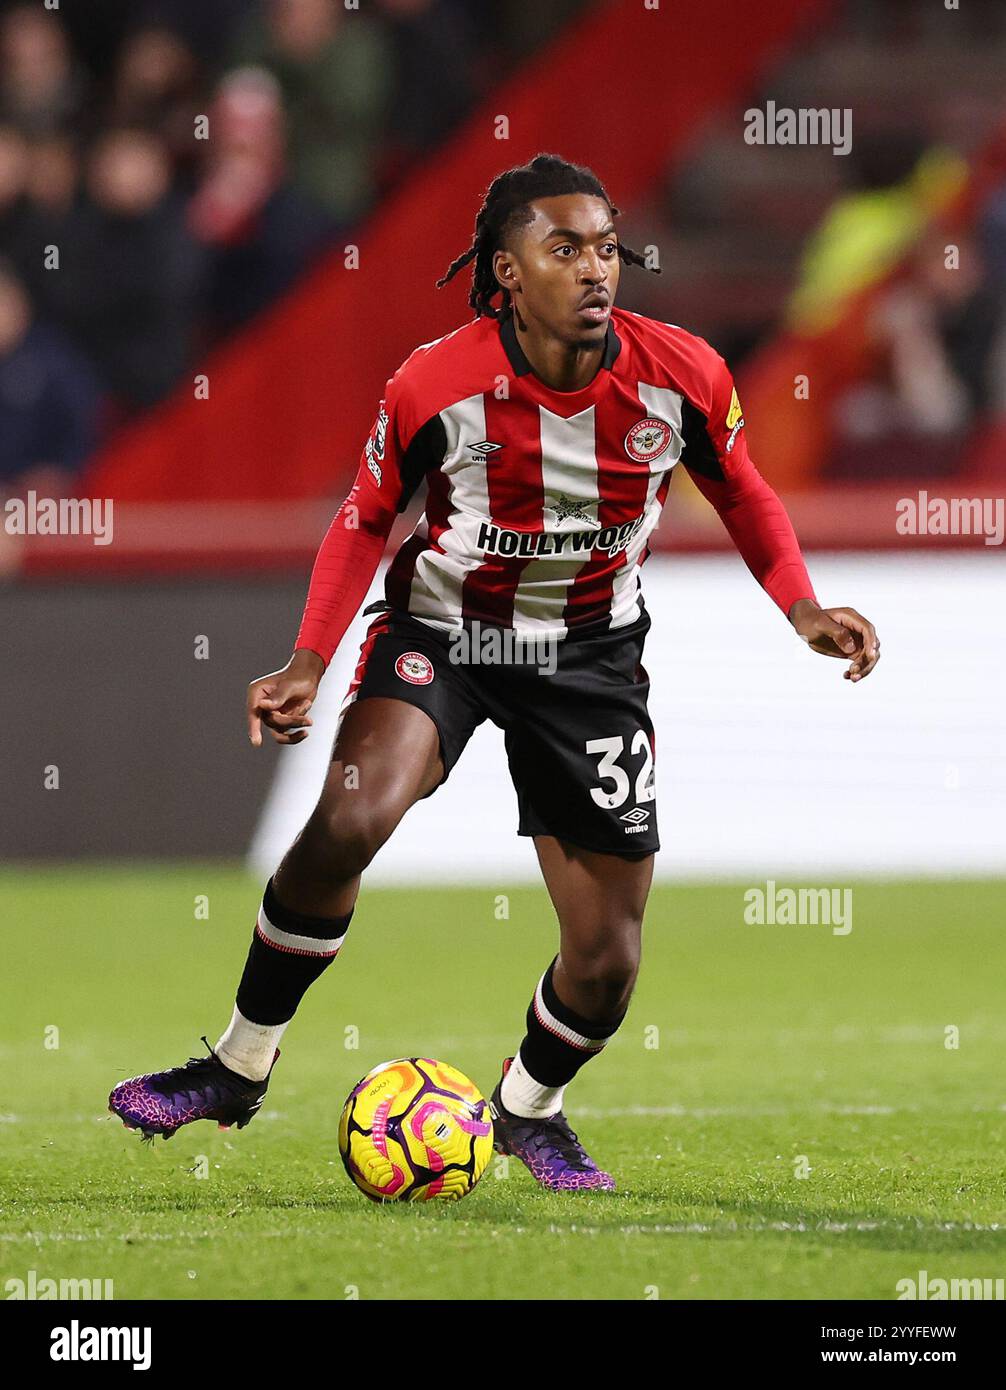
<box><xmin>237</xmin><ymin>930</ymin><xmax>336</xmax><ymax>1027</ymax></box>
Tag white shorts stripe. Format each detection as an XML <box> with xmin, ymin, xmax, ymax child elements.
<box><xmin>256</xmin><ymin>905</ymin><xmax>347</xmax><ymax>959</ymax></box>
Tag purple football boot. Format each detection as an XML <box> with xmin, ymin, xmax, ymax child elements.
<box><xmin>108</xmin><ymin>1038</ymin><xmax>277</xmax><ymax>1141</ymax></box>
<box><xmin>488</xmin><ymin>1057</ymin><xmax>616</xmax><ymax>1192</ymax></box>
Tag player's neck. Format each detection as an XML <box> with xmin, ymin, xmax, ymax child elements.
<box><xmin>512</xmin><ymin>314</ymin><xmax>605</xmax><ymax>393</ymax></box>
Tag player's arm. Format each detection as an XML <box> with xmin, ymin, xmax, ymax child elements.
<box><xmin>247</xmin><ymin>389</ymin><xmax>423</xmax><ymax>747</ymax></box>
<box><xmin>680</xmin><ymin>353</ymin><xmax>880</xmax><ymax>683</ymax></box>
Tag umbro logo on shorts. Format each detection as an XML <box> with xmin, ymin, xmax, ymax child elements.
<box><xmin>620</xmin><ymin>807</ymin><xmax>650</xmax><ymax>825</ymax></box>
<box><xmin>395</xmin><ymin>651</ymin><xmax>434</xmax><ymax>685</ymax></box>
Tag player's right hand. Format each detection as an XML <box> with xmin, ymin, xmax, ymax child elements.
<box><xmin>246</xmin><ymin>649</ymin><xmax>326</xmax><ymax>746</ymax></box>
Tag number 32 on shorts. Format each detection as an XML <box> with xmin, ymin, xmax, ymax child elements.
<box><xmin>585</xmin><ymin>732</ymin><xmax>655</xmax><ymax>810</ymax></box>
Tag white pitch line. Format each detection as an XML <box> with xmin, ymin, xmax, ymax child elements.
<box><xmin>2</xmin><ymin>1218</ymin><xmax>1002</xmax><ymax>1246</ymax></box>
<box><xmin>30</xmin><ymin>1100</ymin><xmax>1006</xmax><ymax>1126</ymax></box>
<box><xmin>568</xmin><ymin>1102</ymin><xmax>1006</xmax><ymax>1118</ymax></box>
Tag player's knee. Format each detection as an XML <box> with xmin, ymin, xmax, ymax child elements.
<box><xmin>314</xmin><ymin>800</ymin><xmax>397</xmax><ymax>877</ymax></box>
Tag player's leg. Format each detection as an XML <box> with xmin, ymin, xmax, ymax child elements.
<box><xmin>535</xmin><ymin>837</ymin><xmax>653</xmax><ymax>1021</ymax></box>
<box><xmin>486</xmin><ymin>608</ymin><xmax>658</xmax><ymax>1188</ymax></box>
<box><xmin>212</xmin><ymin>695</ymin><xmax>445</xmax><ymax>1083</ymax></box>
<box><xmin>506</xmin><ymin>835</ymin><xmax>653</xmax><ymax>1108</ymax></box>
<box><xmin>109</xmin><ymin>610</ymin><xmax>484</xmax><ymax>1140</ymax></box>
<box><xmin>490</xmin><ymin>842</ymin><xmax>653</xmax><ymax>1191</ymax></box>
<box><xmin>268</xmin><ymin>695</ymin><xmax>443</xmax><ymax>919</ymax></box>
<box><xmin>108</xmin><ymin>697</ymin><xmax>444</xmax><ymax>1139</ymax></box>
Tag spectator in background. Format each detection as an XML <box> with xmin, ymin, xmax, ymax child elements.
<box><xmin>832</xmin><ymin>228</ymin><xmax>1003</xmax><ymax>476</ymax></box>
<box><xmin>188</xmin><ymin>67</ymin><xmax>333</xmax><ymax>338</ymax></box>
<box><xmin>15</xmin><ymin>132</ymin><xmax>81</xmax><ymax>307</ymax></box>
<box><xmin>0</xmin><ymin>122</ymin><xmax>33</xmax><ymax>277</ymax></box>
<box><xmin>230</xmin><ymin>0</ymin><xmax>390</xmax><ymax>227</ymax></box>
<box><xmin>0</xmin><ymin>260</ymin><xmax>100</xmax><ymax>493</ymax></box>
<box><xmin>23</xmin><ymin>132</ymin><xmax>78</xmax><ymax>222</ymax></box>
<box><xmin>51</xmin><ymin>128</ymin><xmax>201</xmax><ymax>410</ymax></box>
<box><xmin>113</xmin><ymin>0</ymin><xmax>255</xmax><ymax>67</ymax></box>
<box><xmin>375</xmin><ymin>0</ymin><xmax>477</xmax><ymax>180</ymax></box>
<box><xmin>0</xmin><ymin>4</ymin><xmax>87</xmax><ymax>136</ymax></box>
<box><xmin>786</xmin><ymin>127</ymin><xmax>967</xmax><ymax>335</ymax></box>
<box><xmin>105</xmin><ymin>25</ymin><xmax>205</xmax><ymax>177</ymax></box>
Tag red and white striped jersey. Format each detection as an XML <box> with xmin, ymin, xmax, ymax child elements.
<box><xmin>376</xmin><ymin>308</ymin><xmax>748</xmax><ymax>636</ymax></box>
<box><xmin>296</xmin><ymin>308</ymin><xmax>815</xmax><ymax>663</ymax></box>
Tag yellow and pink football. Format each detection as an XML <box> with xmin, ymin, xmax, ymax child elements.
<box><xmin>338</xmin><ymin>1057</ymin><xmax>494</xmax><ymax>1202</ymax></box>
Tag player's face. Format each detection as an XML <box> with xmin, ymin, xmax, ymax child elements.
<box><xmin>494</xmin><ymin>194</ymin><xmax>620</xmax><ymax>349</ymax></box>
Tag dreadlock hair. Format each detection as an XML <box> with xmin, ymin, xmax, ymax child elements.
<box><xmin>436</xmin><ymin>153</ymin><xmax>658</xmax><ymax>319</ymax></box>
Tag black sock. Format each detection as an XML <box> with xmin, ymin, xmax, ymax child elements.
<box><xmin>517</xmin><ymin>955</ymin><xmax>626</xmax><ymax>1088</ymax></box>
<box><xmin>235</xmin><ymin>878</ymin><xmax>353</xmax><ymax>1026</ymax></box>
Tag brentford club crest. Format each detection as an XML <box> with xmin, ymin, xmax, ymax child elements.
<box><xmin>395</xmin><ymin>651</ymin><xmax>434</xmax><ymax>685</ymax></box>
<box><xmin>624</xmin><ymin>417</ymin><xmax>672</xmax><ymax>463</ymax></box>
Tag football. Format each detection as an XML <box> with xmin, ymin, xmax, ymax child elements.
<box><xmin>338</xmin><ymin>1057</ymin><xmax>494</xmax><ymax>1202</ymax></box>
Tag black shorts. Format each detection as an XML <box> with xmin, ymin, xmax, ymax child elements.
<box><xmin>339</xmin><ymin>603</ymin><xmax>659</xmax><ymax>858</ymax></box>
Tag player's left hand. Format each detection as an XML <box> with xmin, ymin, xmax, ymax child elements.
<box><xmin>788</xmin><ymin>599</ymin><xmax>880</xmax><ymax>682</ymax></box>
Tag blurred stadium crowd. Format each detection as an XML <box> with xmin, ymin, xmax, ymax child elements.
<box><xmin>624</xmin><ymin>0</ymin><xmax>1006</xmax><ymax>484</ymax></box>
<box><xmin>0</xmin><ymin>0</ymin><xmax>1003</xmax><ymax>497</ymax></box>
<box><xmin>0</xmin><ymin>0</ymin><xmax>586</xmax><ymax>492</ymax></box>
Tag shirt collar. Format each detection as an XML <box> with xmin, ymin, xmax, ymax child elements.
<box><xmin>499</xmin><ymin>310</ymin><xmax>621</xmax><ymax>378</ymax></box>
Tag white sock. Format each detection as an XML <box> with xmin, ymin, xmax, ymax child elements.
<box><xmin>500</xmin><ymin>1050</ymin><xmax>566</xmax><ymax>1119</ymax></box>
<box><xmin>215</xmin><ymin>1005</ymin><xmax>288</xmax><ymax>1082</ymax></box>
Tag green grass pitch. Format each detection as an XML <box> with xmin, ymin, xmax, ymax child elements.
<box><xmin>2</xmin><ymin>867</ymin><xmax>1004</xmax><ymax>1301</ymax></box>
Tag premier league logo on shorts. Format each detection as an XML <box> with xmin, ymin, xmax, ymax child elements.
<box><xmin>395</xmin><ymin>651</ymin><xmax>434</xmax><ymax>685</ymax></box>
<box><xmin>624</xmin><ymin>417</ymin><xmax>672</xmax><ymax>463</ymax></box>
